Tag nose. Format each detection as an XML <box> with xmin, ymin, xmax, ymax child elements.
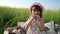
<box><xmin>34</xmin><ymin>11</ymin><xmax>38</xmax><ymax>14</ymax></box>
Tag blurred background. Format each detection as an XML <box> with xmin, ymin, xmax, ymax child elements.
<box><xmin>0</xmin><ymin>0</ymin><xmax>60</xmax><ymax>34</ymax></box>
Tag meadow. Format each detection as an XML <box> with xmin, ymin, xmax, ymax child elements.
<box><xmin>0</xmin><ymin>6</ymin><xmax>60</xmax><ymax>34</ymax></box>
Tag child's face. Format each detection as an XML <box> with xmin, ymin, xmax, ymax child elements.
<box><xmin>31</xmin><ymin>7</ymin><xmax>40</xmax><ymax>16</ymax></box>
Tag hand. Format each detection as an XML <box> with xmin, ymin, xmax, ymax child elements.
<box><xmin>30</xmin><ymin>15</ymin><xmax>36</xmax><ymax>21</ymax></box>
<box><xmin>34</xmin><ymin>15</ymin><xmax>41</xmax><ymax>21</ymax></box>
<box><xmin>34</xmin><ymin>16</ymin><xmax>44</xmax><ymax>32</ymax></box>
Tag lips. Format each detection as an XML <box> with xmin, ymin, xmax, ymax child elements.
<box><xmin>34</xmin><ymin>13</ymin><xmax>38</xmax><ymax>15</ymax></box>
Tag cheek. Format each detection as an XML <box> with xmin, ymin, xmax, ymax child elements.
<box><xmin>35</xmin><ymin>12</ymin><xmax>40</xmax><ymax>15</ymax></box>
<box><xmin>38</xmin><ymin>12</ymin><xmax>40</xmax><ymax>15</ymax></box>
<box><xmin>35</xmin><ymin>12</ymin><xmax>40</xmax><ymax>14</ymax></box>
<box><xmin>31</xmin><ymin>11</ymin><xmax>35</xmax><ymax>14</ymax></box>
<box><xmin>38</xmin><ymin>12</ymin><xmax>40</xmax><ymax>16</ymax></box>
<box><xmin>31</xmin><ymin>11</ymin><xmax>40</xmax><ymax>15</ymax></box>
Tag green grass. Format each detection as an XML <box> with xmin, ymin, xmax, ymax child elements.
<box><xmin>0</xmin><ymin>6</ymin><xmax>60</xmax><ymax>34</ymax></box>
<box><xmin>43</xmin><ymin>9</ymin><xmax>60</xmax><ymax>24</ymax></box>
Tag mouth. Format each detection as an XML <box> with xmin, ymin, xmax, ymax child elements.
<box><xmin>35</xmin><ymin>14</ymin><xmax>39</xmax><ymax>16</ymax></box>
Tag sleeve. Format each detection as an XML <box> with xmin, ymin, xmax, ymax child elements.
<box><xmin>22</xmin><ymin>16</ymin><xmax>31</xmax><ymax>32</ymax></box>
<box><xmin>40</xmin><ymin>18</ymin><xmax>44</xmax><ymax>23</ymax></box>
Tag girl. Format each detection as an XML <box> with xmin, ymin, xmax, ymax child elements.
<box><xmin>23</xmin><ymin>2</ymin><xmax>45</xmax><ymax>34</ymax></box>
<box><xmin>13</xmin><ymin>2</ymin><xmax>45</xmax><ymax>34</ymax></box>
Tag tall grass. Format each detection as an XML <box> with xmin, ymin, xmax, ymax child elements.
<box><xmin>43</xmin><ymin>9</ymin><xmax>60</xmax><ymax>24</ymax></box>
<box><xmin>0</xmin><ymin>6</ymin><xmax>60</xmax><ymax>34</ymax></box>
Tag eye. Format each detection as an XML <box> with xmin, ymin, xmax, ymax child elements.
<box><xmin>33</xmin><ymin>10</ymin><xmax>35</xmax><ymax>11</ymax></box>
<box><xmin>32</xmin><ymin>9</ymin><xmax>35</xmax><ymax>12</ymax></box>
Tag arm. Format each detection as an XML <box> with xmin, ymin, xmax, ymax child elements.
<box><xmin>23</xmin><ymin>16</ymin><xmax>33</xmax><ymax>30</ymax></box>
<box><xmin>36</xmin><ymin>18</ymin><xmax>44</xmax><ymax>32</ymax></box>
<box><xmin>35</xmin><ymin>15</ymin><xmax>44</xmax><ymax>32</ymax></box>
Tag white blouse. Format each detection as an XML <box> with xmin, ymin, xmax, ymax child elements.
<box><xmin>23</xmin><ymin>16</ymin><xmax>45</xmax><ymax>34</ymax></box>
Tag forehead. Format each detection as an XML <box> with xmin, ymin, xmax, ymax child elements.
<box><xmin>31</xmin><ymin>6</ymin><xmax>40</xmax><ymax>11</ymax></box>
<box><xmin>32</xmin><ymin>7</ymin><xmax>40</xmax><ymax>12</ymax></box>
<box><xmin>32</xmin><ymin>7</ymin><xmax>35</xmax><ymax>10</ymax></box>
